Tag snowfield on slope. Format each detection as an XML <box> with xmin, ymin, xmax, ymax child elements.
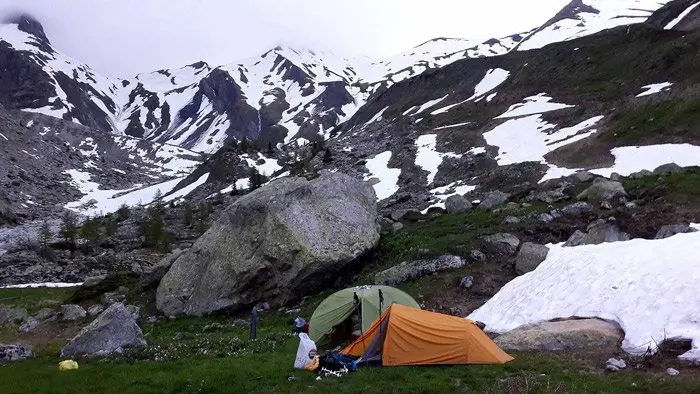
<box><xmin>469</xmin><ymin>232</ymin><xmax>700</xmax><ymax>361</ymax></box>
<box><xmin>364</xmin><ymin>151</ymin><xmax>401</xmax><ymax>201</ymax></box>
<box><xmin>636</xmin><ymin>82</ymin><xmax>673</xmax><ymax>97</ymax></box>
<box><xmin>414</xmin><ymin>134</ymin><xmax>461</xmax><ymax>185</ymax></box>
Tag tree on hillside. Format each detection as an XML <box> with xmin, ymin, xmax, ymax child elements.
<box><xmin>323</xmin><ymin>147</ymin><xmax>333</xmax><ymax>164</ymax></box>
<box><xmin>39</xmin><ymin>219</ymin><xmax>52</xmax><ymax>258</ymax></box>
<box><xmin>267</xmin><ymin>142</ymin><xmax>274</xmax><ymax>155</ymax></box>
<box><xmin>153</xmin><ymin>189</ymin><xmax>163</xmax><ymax>210</ymax></box>
<box><xmin>79</xmin><ymin>216</ymin><xmax>102</xmax><ymax>252</ymax></box>
<box><xmin>139</xmin><ymin>206</ymin><xmax>169</xmax><ymax>251</ymax></box>
<box><xmin>104</xmin><ymin>214</ymin><xmax>118</xmax><ymax>237</ymax></box>
<box><xmin>195</xmin><ymin>202</ymin><xmax>210</xmax><ymax>235</ymax></box>
<box><xmin>229</xmin><ymin>181</ymin><xmax>238</xmax><ymax>196</ymax></box>
<box><xmin>116</xmin><ymin>204</ymin><xmax>130</xmax><ymax>222</ymax></box>
<box><xmin>183</xmin><ymin>203</ymin><xmax>194</xmax><ymax>227</ymax></box>
<box><xmin>59</xmin><ymin>210</ymin><xmax>78</xmax><ymax>249</ymax></box>
<box><xmin>249</xmin><ymin>168</ymin><xmax>264</xmax><ymax>190</ymax></box>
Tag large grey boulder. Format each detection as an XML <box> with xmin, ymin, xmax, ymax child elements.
<box><xmin>582</xmin><ymin>220</ymin><xmax>630</xmax><ymax>245</ymax></box>
<box><xmin>61</xmin><ymin>303</ymin><xmax>146</xmax><ymax>357</ymax></box>
<box><xmin>482</xmin><ymin>233</ymin><xmax>520</xmax><ymax>256</ymax></box>
<box><xmin>494</xmin><ymin>319</ymin><xmax>623</xmax><ymax>352</ymax></box>
<box><xmin>655</xmin><ymin>224</ymin><xmax>698</xmax><ymax>240</ymax></box>
<box><xmin>478</xmin><ymin>191</ymin><xmax>510</xmax><ymax>210</ymax></box>
<box><xmin>515</xmin><ymin>243</ymin><xmax>550</xmax><ymax>274</ymax></box>
<box><xmin>157</xmin><ymin>172</ymin><xmax>379</xmax><ymax>316</ymax></box>
<box><xmin>653</xmin><ymin>163</ymin><xmax>683</xmax><ymax>175</ymax></box>
<box><xmin>445</xmin><ymin>195</ymin><xmax>470</xmax><ymax>213</ymax></box>
<box><xmin>139</xmin><ymin>248</ymin><xmax>185</xmax><ymax>290</ymax></box>
<box><xmin>0</xmin><ymin>306</ymin><xmax>28</xmax><ymax>325</ymax></box>
<box><xmin>375</xmin><ymin>255</ymin><xmax>466</xmax><ymax>285</ymax></box>
<box><xmin>0</xmin><ymin>343</ymin><xmax>32</xmax><ymax>363</ymax></box>
<box><xmin>577</xmin><ymin>178</ymin><xmax>626</xmax><ymax>202</ymax></box>
<box><xmin>563</xmin><ymin>230</ymin><xmax>587</xmax><ymax>247</ymax></box>
<box><xmin>61</xmin><ymin>304</ymin><xmax>87</xmax><ymax>321</ymax></box>
<box><xmin>572</xmin><ymin>171</ymin><xmax>594</xmax><ymax>183</ymax></box>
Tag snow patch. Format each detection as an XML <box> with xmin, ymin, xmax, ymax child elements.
<box><xmin>364</xmin><ymin>151</ymin><xmax>400</xmax><ymax>201</ymax></box>
<box><xmin>1</xmin><ymin>282</ymin><xmax>83</xmax><ymax>289</ymax></box>
<box><xmin>434</xmin><ymin>122</ymin><xmax>470</xmax><ymax>130</ymax></box>
<box><xmin>468</xmin><ymin>68</ymin><xmax>510</xmax><ymax>100</ymax></box>
<box><xmin>496</xmin><ymin>93</ymin><xmax>574</xmax><ymax>119</ymax></box>
<box><xmin>365</xmin><ymin>106</ymin><xmax>389</xmax><ymax>125</ymax></box>
<box><xmin>636</xmin><ymin>82</ymin><xmax>672</xmax><ymax>97</ymax></box>
<box><xmin>591</xmin><ymin>144</ymin><xmax>700</xmax><ymax>177</ymax></box>
<box><xmin>415</xmin><ymin>134</ymin><xmax>461</xmax><ymax>185</ymax></box>
<box><xmin>421</xmin><ymin>182</ymin><xmax>477</xmax><ymax>213</ymax></box>
<box><xmin>665</xmin><ymin>2</ymin><xmax>700</xmax><ymax>29</ymax></box>
<box><xmin>469</xmin><ymin>233</ymin><xmax>700</xmax><ymax>361</ymax></box>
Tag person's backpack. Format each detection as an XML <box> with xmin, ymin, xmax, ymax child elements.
<box><xmin>318</xmin><ymin>351</ymin><xmax>357</xmax><ymax>372</ymax></box>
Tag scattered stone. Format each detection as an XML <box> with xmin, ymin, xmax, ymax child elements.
<box><xmin>624</xmin><ymin>202</ymin><xmax>637</xmax><ymax>209</ymax></box>
<box><xmin>534</xmin><ymin>190</ymin><xmax>568</xmax><ymax>204</ymax></box>
<box><xmin>503</xmin><ymin>216</ymin><xmax>521</xmax><ymax>224</ymax></box>
<box><xmin>256</xmin><ymin>302</ymin><xmax>270</xmax><ymax>312</ymax></box>
<box><xmin>390</xmin><ymin>209</ymin><xmax>422</xmax><ymax>222</ymax></box>
<box><xmin>459</xmin><ymin>276</ymin><xmax>474</xmax><ymax>289</ymax></box>
<box><xmin>87</xmin><ymin>305</ymin><xmax>104</xmax><ymax>316</ymax></box>
<box><xmin>549</xmin><ymin>209</ymin><xmax>563</xmax><ymax>219</ymax></box>
<box><xmin>391</xmin><ymin>222</ymin><xmax>404</xmax><ymax>233</ymax></box>
<box><xmin>61</xmin><ymin>303</ymin><xmax>147</xmax><ymax>357</ymax></box>
<box><xmin>653</xmin><ymin>163</ymin><xmax>683</xmax><ymax>175</ymax></box>
<box><xmin>521</xmin><ymin>203</ymin><xmax>532</xmax><ymax>208</ymax></box>
<box><xmin>375</xmin><ymin>255</ymin><xmax>466</xmax><ymax>285</ymax></box>
<box><xmin>609</xmin><ymin>173</ymin><xmax>621</xmax><ymax>181</ymax></box>
<box><xmin>482</xmin><ymin>233</ymin><xmax>520</xmax><ymax>256</ymax></box>
<box><xmin>629</xmin><ymin>169</ymin><xmax>652</xmax><ymax>179</ymax></box>
<box><xmin>173</xmin><ymin>332</ymin><xmax>184</xmax><ymax>341</ymax></box>
<box><xmin>0</xmin><ymin>306</ymin><xmax>28</xmax><ymax>325</ymax></box>
<box><xmin>139</xmin><ymin>249</ymin><xmax>185</xmax><ymax>290</ymax></box>
<box><xmin>34</xmin><ymin>308</ymin><xmax>56</xmax><ymax>322</ymax></box>
<box><xmin>478</xmin><ymin>191</ymin><xmax>510</xmax><ymax>210</ymax></box>
<box><xmin>494</xmin><ymin>319</ymin><xmax>624</xmax><ymax>352</ymax></box>
<box><xmin>563</xmin><ymin>230</ymin><xmax>587</xmax><ymax>247</ymax></box>
<box><xmin>232</xmin><ymin>318</ymin><xmax>248</xmax><ymax>326</ymax></box>
<box><xmin>505</xmin><ymin>202</ymin><xmax>520</xmax><ymax>211</ymax></box>
<box><xmin>0</xmin><ymin>343</ymin><xmax>32</xmax><ymax>363</ymax></box>
<box><xmin>125</xmin><ymin>305</ymin><xmax>140</xmax><ymax>321</ymax></box>
<box><xmin>146</xmin><ymin>316</ymin><xmax>158</xmax><ymax>324</ymax></box>
<box><xmin>60</xmin><ymin>304</ymin><xmax>87</xmax><ymax>321</ymax></box>
<box><xmin>469</xmin><ymin>250</ymin><xmax>487</xmax><ymax>263</ymax></box>
<box><xmin>600</xmin><ymin>200</ymin><xmax>613</xmax><ymax>210</ymax></box>
<box><xmin>515</xmin><ymin>243</ymin><xmax>550</xmax><ymax>274</ymax></box>
<box><xmin>572</xmin><ymin>171</ymin><xmax>594</xmax><ymax>183</ymax></box>
<box><xmin>535</xmin><ymin>213</ymin><xmax>554</xmax><ymax>223</ymax></box>
<box><xmin>655</xmin><ymin>224</ymin><xmax>698</xmax><ymax>240</ymax></box>
<box><xmin>606</xmin><ymin>358</ymin><xmax>627</xmax><ymax>372</ymax></box>
<box><xmin>561</xmin><ymin>202</ymin><xmax>593</xmax><ymax>216</ymax></box>
<box><xmin>157</xmin><ymin>172</ymin><xmax>380</xmax><ymax>316</ymax></box>
<box><xmin>285</xmin><ymin>308</ymin><xmax>301</xmax><ymax>314</ymax></box>
<box><xmin>101</xmin><ymin>292</ymin><xmax>126</xmax><ymax>306</ymax></box>
<box><xmin>577</xmin><ymin>178</ymin><xmax>626</xmax><ymax>202</ymax></box>
<box><xmin>18</xmin><ymin>318</ymin><xmax>38</xmax><ymax>333</ymax></box>
<box><xmin>82</xmin><ymin>275</ymin><xmax>108</xmax><ymax>288</ymax></box>
<box><xmin>581</xmin><ymin>220</ymin><xmax>630</xmax><ymax>245</ymax></box>
<box><xmin>445</xmin><ymin>195</ymin><xmax>471</xmax><ymax>213</ymax></box>
<box><xmin>667</xmin><ymin>367</ymin><xmax>680</xmax><ymax>376</ymax></box>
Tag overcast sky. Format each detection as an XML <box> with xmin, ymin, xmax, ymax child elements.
<box><xmin>0</xmin><ymin>0</ymin><xmax>569</xmax><ymax>77</ymax></box>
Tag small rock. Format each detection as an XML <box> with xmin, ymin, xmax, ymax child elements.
<box><xmin>521</xmin><ymin>203</ymin><xmax>532</xmax><ymax>208</ymax></box>
<box><xmin>578</xmin><ymin>178</ymin><xmax>627</xmax><ymax>202</ymax></box>
<box><xmin>536</xmin><ymin>213</ymin><xmax>554</xmax><ymax>223</ymax></box>
<box><xmin>173</xmin><ymin>332</ymin><xmax>184</xmax><ymax>340</ymax></box>
<box><xmin>624</xmin><ymin>202</ymin><xmax>637</xmax><ymax>209</ymax></box>
<box><xmin>0</xmin><ymin>343</ymin><xmax>33</xmax><ymax>363</ymax></box>
<box><xmin>504</xmin><ymin>216</ymin><xmax>521</xmax><ymax>224</ymax></box>
<box><xmin>101</xmin><ymin>292</ymin><xmax>126</xmax><ymax>306</ymax></box>
<box><xmin>391</xmin><ymin>222</ymin><xmax>404</xmax><ymax>233</ymax></box>
<box><xmin>482</xmin><ymin>233</ymin><xmax>520</xmax><ymax>256</ymax></box>
<box><xmin>285</xmin><ymin>308</ymin><xmax>301</xmax><ymax>314</ymax></box>
<box><xmin>125</xmin><ymin>305</ymin><xmax>140</xmax><ymax>321</ymax></box>
<box><xmin>390</xmin><ymin>209</ymin><xmax>422</xmax><ymax>222</ymax></box>
<box><xmin>87</xmin><ymin>305</ymin><xmax>105</xmax><ymax>316</ymax></box>
<box><xmin>600</xmin><ymin>200</ymin><xmax>613</xmax><ymax>210</ymax></box>
<box><xmin>82</xmin><ymin>275</ymin><xmax>107</xmax><ymax>288</ymax></box>
<box><xmin>606</xmin><ymin>358</ymin><xmax>626</xmax><ymax>372</ymax></box>
<box><xmin>667</xmin><ymin>367</ymin><xmax>680</xmax><ymax>376</ymax></box>
<box><xmin>655</xmin><ymin>224</ymin><xmax>698</xmax><ymax>240</ymax></box>
<box><xmin>256</xmin><ymin>302</ymin><xmax>270</xmax><ymax>312</ymax></box>
<box><xmin>459</xmin><ymin>276</ymin><xmax>474</xmax><ymax>289</ymax></box>
<box><xmin>505</xmin><ymin>202</ymin><xmax>520</xmax><ymax>211</ymax></box>
<box><xmin>469</xmin><ymin>250</ymin><xmax>486</xmax><ymax>263</ymax></box>
<box><xmin>18</xmin><ymin>318</ymin><xmax>39</xmax><ymax>333</ymax></box>
<box><xmin>515</xmin><ymin>243</ymin><xmax>550</xmax><ymax>274</ymax></box>
<box><xmin>609</xmin><ymin>173</ymin><xmax>621</xmax><ymax>181</ymax></box>
<box><xmin>61</xmin><ymin>305</ymin><xmax>87</xmax><ymax>321</ymax></box>
<box><xmin>563</xmin><ymin>230</ymin><xmax>586</xmax><ymax>247</ymax></box>
<box><xmin>0</xmin><ymin>306</ymin><xmax>28</xmax><ymax>325</ymax></box>
<box><xmin>549</xmin><ymin>209</ymin><xmax>563</xmax><ymax>219</ymax></box>
<box><xmin>629</xmin><ymin>169</ymin><xmax>652</xmax><ymax>179</ymax></box>
<box><xmin>146</xmin><ymin>316</ymin><xmax>158</xmax><ymax>324</ymax></box>
<box><xmin>572</xmin><ymin>171</ymin><xmax>594</xmax><ymax>183</ymax></box>
<box><xmin>653</xmin><ymin>163</ymin><xmax>683</xmax><ymax>175</ymax></box>
<box><xmin>478</xmin><ymin>191</ymin><xmax>510</xmax><ymax>210</ymax></box>
<box><xmin>445</xmin><ymin>195</ymin><xmax>471</xmax><ymax>213</ymax></box>
<box><xmin>561</xmin><ymin>202</ymin><xmax>593</xmax><ymax>216</ymax></box>
<box><xmin>33</xmin><ymin>308</ymin><xmax>57</xmax><ymax>322</ymax></box>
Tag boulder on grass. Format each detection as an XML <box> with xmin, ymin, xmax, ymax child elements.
<box><xmin>482</xmin><ymin>233</ymin><xmax>520</xmax><ymax>256</ymax></box>
<box><xmin>494</xmin><ymin>319</ymin><xmax>623</xmax><ymax>352</ymax></box>
<box><xmin>445</xmin><ymin>195</ymin><xmax>470</xmax><ymax>213</ymax></box>
<box><xmin>0</xmin><ymin>306</ymin><xmax>28</xmax><ymax>325</ymax></box>
<box><xmin>478</xmin><ymin>191</ymin><xmax>510</xmax><ymax>210</ymax></box>
<box><xmin>375</xmin><ymin>255</ymin><xmax>466</xmax><ymax>285</ymax></box>
<box><xmin>157</xmin><ymin>172</ymin><xmax>379</xmax><ymax>316</ymax></box>
<box><xmin>60</xmin><ymin>305</ymin><xmax>87</xmax><ymax>321</ymax></box>
<box><xmin>61</xmin><ymin>303</ymin><xmax>146</xmax><ymax>357</ymax></box>
<box><xmin>577</xmin><ymin>178</ymin><xmax>626</xmax><ymax>202</ymax></box>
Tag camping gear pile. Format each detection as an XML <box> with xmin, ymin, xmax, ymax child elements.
<box><xmin>293</xmin><ymin>285</ymin><xmax>513</xmax><ymax>376</ymax></box>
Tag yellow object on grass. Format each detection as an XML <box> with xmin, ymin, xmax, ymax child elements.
<box><xmin>303</xmin><ymin>356</ymin><xmax>319</xmax><ymax>371</ymax></box>
<box><xmin>58</xmin><ymin>360</ymin><xmax>79</xmax><ymax>371</ymax></box>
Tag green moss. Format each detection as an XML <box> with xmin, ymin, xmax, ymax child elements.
<box><xmin>624</xmin><ymin>167</ymin><xmax>700</xmax><ymax>206</ymax></box>
<box><xmin>605</xmin><ymin>99</ymin><xmax>700</xmax><ymax>145</ymax></box>
<box><xmin>0</xmin><ymin>287</ymin><xmax>75</xmax><ymax>314</ymax></box>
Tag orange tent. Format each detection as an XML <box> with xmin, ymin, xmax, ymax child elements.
<box><xmin>341</xmin><ymin>304</ymin><xmax>513</xmax><ymax>366</ymax></box>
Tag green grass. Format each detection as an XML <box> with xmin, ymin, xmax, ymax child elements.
<box><xmin>0</xmin><ymin>287</ymin><xmax>75</xmax><ymax>313</ymax></box>
<box><xmin>605</xmin><ymin>99</ymin><xmax>700</xmax><ymax>145</ymax></box>
<box><xmin>624</xmin><ymin>167</ymin><xmax>700</xmax><ymax>207</ymax></box>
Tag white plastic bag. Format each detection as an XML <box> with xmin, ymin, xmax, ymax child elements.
<box><xmin>293</xmin><ymin>333</ymin><xmax>317</xmax><ymax>369</ymax></box>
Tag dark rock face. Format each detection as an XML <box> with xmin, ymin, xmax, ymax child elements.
<box><xmin>482</xmin><ymin>233</ymin><xmax>520</xmax><ymax>256</ymax></box>
<box><xmin>157</xmin><ymin>172</ymin><xmax>379</xmax><ymax>316</ymax></box>
<box><xmin>646</xmin><ymin>0</ymin><xmax>700</xmax><ymax>31</ymax></box>
<box><xmin>515</xmin><ymin>243</ymin><xmax>550</xmax><ymax>274</ymax></box>
<box><xmin>565</xmin><ymin>219</ymin><xmax>630</xmax><ymax>246</ymax></box>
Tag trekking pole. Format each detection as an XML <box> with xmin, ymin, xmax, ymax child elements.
<box><xmin>250</xmin><ymin>306</ymin><xmax>257</xmax><ymax>340</ymax></box>
<box><xmin>377</xmin><ymin>289</ymin><xmax>384</xmax><ymax>359</ymax></box>
<box><xmin>354</xmin><ymin>292</ymin><xmax>366</xmax><ymax>356</ymax></box>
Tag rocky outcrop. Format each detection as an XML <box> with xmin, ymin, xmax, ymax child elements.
<box><xmin>515</xmin><ymin>243</ymin><xmax>549</xmax><ymax>274</ymax></box>
<box><xmin>655</xmin><ymin>224</ymin><xmax>698</xmax><ymax>240</ymax></box>
<box><xmin>482</xmin><ymin>233</ymin><xmax>520</xmax><ymax>256</ymax></box>
<box><xmin>577</xmin><ymin>179</ymin><xmax>626</xmax><ymax>202</ymax></box>
<box><xmin>157</xmin><ymin>172</ymin><xmax>379</xmax><ymax>316</ymax></box>
<box><xmin>561</xmin><ymin>202</ymin><xmax>593</xmax><ymax>216</ymax></box>
<box><xmin>60</xmin><ymin>304</ymin><xmax>87</xmax><ymax>321</ymax></box>
<box><xmin>445</xmin><ymin>195</ymin><xmax>470</xmax><ymax>213</ymax></box>
<box><xmin>139</xmin><ymin>248</ymin><xmax>185</xmax><ymax>290</ymax></box>
<box><xmin>494</xmin><ymin>319</ymin><xmax>623</xmax><ymax>352</ymax></box>
<box><xmin>375</xmin><ymin>255</ymin><xmax>466</xmax><ymax>285</ymax></box>
<box><xmin>0</xmin><ymin>343</ymin><xmax>32</xmax><ymax>363</ymax></box>
<box><xmin>61</xmin><ymin>303</ymin><xmax>146</xmax><ymax>357</ymax></box>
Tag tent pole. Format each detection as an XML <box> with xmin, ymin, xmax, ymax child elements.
<box><xmin>378</xmin><ymin>289</ymin><xmax>384</xmax><ymax>361</ymax></box>
<box><xmin>354</xmin><ymin>292</ymin><xmax>366</xmax><ymax>356</ymax></box>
